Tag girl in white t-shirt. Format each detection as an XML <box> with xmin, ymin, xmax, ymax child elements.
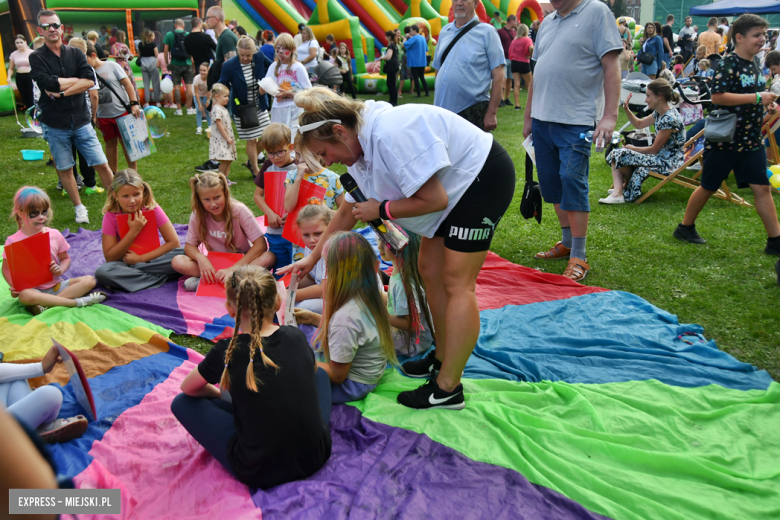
<box><xmin>294</xmin><ymin>232</ymin><xmax>396</xmax><ymax>404</ymax></box>
<box><xmin>292</xmin><ymin>202</ymin><xmax>332</xmax><ymax>314</ymax></box>
<box><xmin>172</xmin><ymin>172</ymin><xmax>274</xmax><ymax>291</ymax></box>
<box><xmin>265</xmin><ymin>33</ymin><xmax>311</xmax><ymax>137</ymax></box>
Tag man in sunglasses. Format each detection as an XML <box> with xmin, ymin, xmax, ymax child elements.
<box><xmin>30</xmin><ymin>10</ymin><xmax>114</xmax><ymax>224</ymax></box>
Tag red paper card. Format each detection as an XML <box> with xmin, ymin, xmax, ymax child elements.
<box><xmin>282</xmin><ymin>182</ymin><xmax>327</xmax><ymax>248</ymax></box>
<box><xmin>195</xmin><ymin>252</ymin><xmax>244</xmax><ymax>298</ymax></box>
<box><xmin>263</xmin><ymin>171</ymin><xmax>288</xmax><ymax>226</ymax></box>
<box><xmin>116</xmin><ymin>210</ymin><xmax>159</xmax><ymax>255</ymax></box>
<box><xmin>6</xmin><ymin>231</ymin><xmax>53</xmax><ymax>291</ymax></box>
<box><xmin>53</xmin><ymin>338</ymin><xmax>97</xmax><ymax>422</ymax></box>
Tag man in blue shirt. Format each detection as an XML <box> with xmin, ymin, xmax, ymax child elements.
<box><xmin>432</xmin><ymin>0</ymin><xmax>505</xmax><ymax>131</ymax></box>
<box><xmin>403</xmin><ymin>24</ymin><xmax>429</xmax><ymax>97</ymax></box>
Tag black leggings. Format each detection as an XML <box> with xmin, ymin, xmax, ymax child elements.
<box><xmin>72</xmin><ymin>144</ymin><xmax>96</xmax><ymax>188</ymax></box>
<box><xmin>341</xmin><ymin>72</ymin><xmax>357</xmax><ymax>99</ymax></box>
<box><xmin>15</xmin><ymin>72</ymin><xmax>34</xmax><ymax>109</ymax></box>
<box><xmin>385</xmin><ymin>66</ymin><xmax>399</xmax><ymax>106</ymax></box>
<box><xmin>411</xmin><ymin>66</ymin><xmax>428</xmax><ymax>97</ymax></box>
<box><xmin>170</xmin><ymin>367</ymin><xmax>332</xmax><ymax>481</ymax></box>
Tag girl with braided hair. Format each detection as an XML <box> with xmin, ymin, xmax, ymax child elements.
<box><xmin>171</xmin><ymin>265</ymin><xmax>332</xmax><ymax>489</ymax></box>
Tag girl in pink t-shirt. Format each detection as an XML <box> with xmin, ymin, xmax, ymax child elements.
<box><xmin>508</xmin><ymin>24</ymin><xmax>534</xmax><ymax>111</ymax></box>
<box><xmin>2</xmin><ymin>187</ymin><xmax>105</xmax><ymax>315</ymax></box>
<box><xmin>96</xmin><ymin>170</ymin><xmax>183</xmax><ymax>293</ymax></box>
<box><xmin>173</xmin><ymin>172</ymin><xmax>274</xmax><ymax>292</ymax></box>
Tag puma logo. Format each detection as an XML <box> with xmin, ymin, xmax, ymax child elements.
<box><xmin>482</xmin><ymin>217</ymin><xmax>499</xmax><ymax>232</ymax></box>
<box><xmin>449</xmin><ymin>216</ymin><xmax>502</xmax><ymax>241</ymax></box>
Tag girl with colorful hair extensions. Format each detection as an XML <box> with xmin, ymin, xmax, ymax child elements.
<box><xmin>3</xmin><ymin>187</ymin><xmax>106</xmax><ymax>315</ymax></box>
<box><xmin>172</xmin><ymin>265</ymin><xmax>332</xmax><ymax>489</ymax></box>
<box><xmin>172</xmin><ymin>172</ymin><xmax>274</xmax><ymax>292</ymax></box>
<box><xmin>294</xmin><ymin>232</ymin><xmax>397</xmax><ymax>404</ymax></box>
<box><xmin>377</xmin><ymin>231</ymin><xmax>435</xmax><ymax>358</ymax></box>
<box><xmin>96</xmin><ymin>170</ymin><xmax>183</xmax><ymax>293</ymax></box>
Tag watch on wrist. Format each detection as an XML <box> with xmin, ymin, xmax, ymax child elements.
<box><xmin>59</xmin><ymin>91</ymin><xmax>65</xmax><ymax>98</ymax></box>
<box><xmin>129</xmin><ymin>100</ymin><xmax>140</xmax><ymax>106</ymax></box>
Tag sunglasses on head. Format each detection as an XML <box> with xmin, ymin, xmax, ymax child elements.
<box><xmin>28</xmin><ymin>209</ymin><xmax>49</xmax><ymax>219</ymax></box>
<box><xmin>39</xmin><ymin>22</ymin><xmax>62</xmax><ymax>30</ymax></box>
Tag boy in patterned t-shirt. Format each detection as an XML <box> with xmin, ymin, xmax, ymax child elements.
<box><xmin>674</xmin><ymin>14</ymin><xmax>780</xmax><ymax>257</ymax></box>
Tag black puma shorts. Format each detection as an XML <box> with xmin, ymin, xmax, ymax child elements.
<box><xmin>434</xmin><ymin>140</ymin><xmax>516</xmax><ymax>253</ymax></box>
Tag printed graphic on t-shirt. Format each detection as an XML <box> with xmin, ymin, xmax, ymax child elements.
<box><xmin>709</xmin><ymin>54</ymin><xmax>763</xmax><ymax>152</ymax></box>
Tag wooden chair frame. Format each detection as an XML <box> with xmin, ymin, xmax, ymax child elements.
<box><xmin>762</xmin><ymin>112</ymin><xmax>780</xmax><ymax>165</ymax></box>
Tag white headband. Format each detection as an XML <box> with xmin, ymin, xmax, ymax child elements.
<box><xmin>296</xmin><ymin>119</ymin><xmax>342</xmax><ymax>139</ymax></box>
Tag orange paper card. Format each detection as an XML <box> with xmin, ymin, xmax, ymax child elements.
<box><xmin>116</xmin><ymin>210</ymin><xmax>159</xmax><ymax>255</ymax></box>
<box><xmin>282</xmin><ymin>182</ymin><xmax>327</xmax><ymax>248</ymax></box>
<box><xmin>195</xmin><ymin>252</ymin><xmax>244</xmax><ymax>298</ymax></box>
<box><xmin>6</xmin><ymin>231</ymin><xmax>53</xmax><ymax>291</ymax></box>
<box><xmin>263</xmin><ymin>171</ymin><xmax>288</xmax><ymax>226</ymax></box>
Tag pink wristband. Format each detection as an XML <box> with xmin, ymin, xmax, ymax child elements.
<box><xmin>385</xmin><ymin>201</ymin><xmax>395</xmax><ymax>220</ymax></box>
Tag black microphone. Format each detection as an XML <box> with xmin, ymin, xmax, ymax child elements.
<box><xmin>340</xmin><ymin>173</ymin><xmax>385</xmax><ymax>230</ymax></box>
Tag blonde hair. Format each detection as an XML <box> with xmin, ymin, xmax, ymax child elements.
<box><xmin>294</xmin><ymin>87</ymin><xmax>364</xmax><ymax>171</ymax></box>
<box><xmin>259</xmin><ymin>123</ymin><xmax>292</xmax><ymax>152</ymax></box>
<box><xmin>698</xmin><ymin>59</ymin><xmax>711</xmax><ymax>70</ymax></box>
<box><xmin>296</xmin><ymin>202</ymin><xmax>333</xmax><ymax>228</ymax></box>
<box><xmin>141</xmin><ymin>29</ymin><xmax>154</xmax><ymax>44</ymax></box>
<box><xmin>86</xmin><ymin>31</ymin><xmax>99</xmax><ymax>42</ymax></box>
<box><xmin>190</xmin><ymin>172</ymin><xmax>239</xmax><ymax>252</ymax></box>
<box><xmin>116</xmin><ymin>30</ymin><xmax>126</xmax><ymax>44</ymax></box>
<box><xmin>207</xmin><ymin>6</ymin><xmax>225</xmax><ymax>22</ymax></box>
<box><xmin>237</xmin><ymin>35</ymin><xmax>256</xmax><ymax>54</ymax></box>
<box><xmin>220</xmin><ymin>265</ymin><xmax>280</xmax><ymax>392</ymax></box>
<box><xmin>103</xmin><ymin>169</ymin><xmax>158</xmax><ymax>214</ymax></box>
<box><xmin>316</xmin><ymin>232</ymin><xmax>397</xmax><ymax>366</ymax></box>
<box><xmin>274</xmin><ymin>33</ymin><xmax>297</xmax><ymax>77</ymax></box>
<box><xmin>647</xmin><ymin>78</ymin><xmax>681</xmax><ymax>103</ymax></box>
<box><xmin>516</xmin><ymin>23</ymin><xmax>529</xmax><ymax>38</ymax></box>
<box><xmin>210</xmin><ymin>82</ymin><xmax>229</xmax><ymax>103</ymax></box>
<box><xmin>301</xmin><ymin>26</ymin><xmax>315</xmax><ymax>42</ymax></box>
<box><xmin>68</xmin><ymin>37</ymin><xmax>86</xmax><ymax>53</ymax></box>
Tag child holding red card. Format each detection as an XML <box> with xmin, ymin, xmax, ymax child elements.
<box><xmin>3</xmin><ymin>187</ymin><xmax>105</xmax><ymax>315</ymax></box>
<box><xmin>173</xmin><ymin>172</ymin><xmax>275</xmax><ymax>292</ymax></box>
<box><xmin>96</xmin><ymin>170</ymin><xmax>183</xmax><ymax>293</ymax></box>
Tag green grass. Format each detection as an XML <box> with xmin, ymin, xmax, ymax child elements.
<box><xmin>1</xmin><ymin>91</ymin><xmax>778</xmax><ymax>379</ymax></box>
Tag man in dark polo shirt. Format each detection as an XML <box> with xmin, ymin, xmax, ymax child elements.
<box><xmin>185</xmin><ymin>17</ymin><xmax>216</xmax><ymax>75</ymax></box>
<box><xmin>30</xmin><ymin>9</ymin><xmax>114</xmax><ymax>224</ymax></box>
<box><xmin>497</xmin><ymin>14</ymin><xmax>517</xmax><ymax>107</ymax></box>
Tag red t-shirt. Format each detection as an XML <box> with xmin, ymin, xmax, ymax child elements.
<box><xmin>509</xmin><ymin>37</ymin><xmax>533</xmax><ymax>63</ymax></box>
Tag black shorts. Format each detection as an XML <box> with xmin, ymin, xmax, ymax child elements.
<box><xmin>434</xmin><ymin>140</ymin><xmax>516</xmax><ymax>253</ymax></box>
<box><xmin>701</xmin><ymin>147</ymin><xmax>767</xmax><ymax>191</ymax></box>
<box><xmin>511</xmin><ymin>61</ymin><xmax>531</xmax><ymax>74</ymax></box>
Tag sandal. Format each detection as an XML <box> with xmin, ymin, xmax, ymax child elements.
<box><xmin>562</xmin><ymin>257</ymin><xmax>590</xmax><ymax>283</ymax></box>
<box><xmin>534</xmin><ymin>241</ymin><xmax>571</xmax><ymax>260</ymax></box>
<box><xmin>38</xmin><ymin>415</ymin><xmax>88</xmax><ymax>444</ymax></box>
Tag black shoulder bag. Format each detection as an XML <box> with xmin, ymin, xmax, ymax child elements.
<box><xmin>236</xmin><ymin>63</ymin><xmax>260</xmax><ymax>129</ymax></box>
<box><xmin>439</xmin><ymin>19</ymin><xmax>480</xmax><ymax>66</ymax></box>
<box><xmin>520</xmin><ymin>152</ymin><xmax>543</xmax><ymax>224</ymax></box>
<box><xmin>96</xmin><ymin>74</ymin><xmax>132</xmax><ymax>113</ymax></box>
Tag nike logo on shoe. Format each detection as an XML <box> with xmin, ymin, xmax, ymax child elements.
<box><xmin>429</xmin><ymin>392</ymin><xmax>460</xmax><ymax>405</ymax></box>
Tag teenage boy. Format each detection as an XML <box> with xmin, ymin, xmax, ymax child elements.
<box><xmin>253</xmin><ymin>123</ymin><xmax>296</xmax><ymax>276</ymax></box>
<box><xmin>674</xmin><ymin>15</ymin><xmax>780</xmax><ymax>257</ymax></box>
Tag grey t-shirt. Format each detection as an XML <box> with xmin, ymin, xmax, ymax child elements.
<box><xmin>387</xmin><ymin>272</ymin><xmax>434</xmax><ymax>357</ymax></box>
<box><xmin>531</xmin><ymin>0</ymin><xmax>622</xmax><ymax>126</ymax></box>
<box><xmin>678</xmin><ymin>26</ymin><xmax>696</xmax><ymax>52</ymax></box>
<box><xmin>328</xmin><ymin>298</ymin><xmax>387</xmax><ymax>385</ymax></box>
<box><xmin>95</xmin><ymin>60</ymin><xmax>130</xmax><ymax>119</ymax></box>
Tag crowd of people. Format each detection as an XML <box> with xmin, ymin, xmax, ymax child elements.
<box><xmin>4</xmin><ymin>0</ymin><xmax>780</xmax><ymax>495</ymax></box>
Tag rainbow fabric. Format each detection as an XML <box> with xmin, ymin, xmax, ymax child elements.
<box><xmin>3</xmin><ymin>242</ymin><xmax>779</xmax><ymax>519</ymax></box>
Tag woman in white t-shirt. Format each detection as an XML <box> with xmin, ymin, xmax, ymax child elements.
<box><xmin>266</xmin><ymin>33</ymin><xmax>311</xmax><ymax>136</ymax></box>
<box><xmin>297</xmin><ymin>26</ymin><xmax>319</xmax><ymax>71</ymax></box>
<box><xmin>280</xmin><ymin>88</ymin><xmax>516</xmax><ymax>412</ymax></box>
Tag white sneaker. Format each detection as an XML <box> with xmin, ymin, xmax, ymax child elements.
<box><xmin>184</xmin><ymin>277</ymin><xmax>200</xmax><ymax>292</ymax></box>
<box><xmin>75</xmin><ymin>206</ymin><xmax>89</xmax><ymax>224</ymax></box>
<box><xmin>174</xmin><ymin>109</ymin><xmax>183</xmax><ymax>116</ymax></box>
<box><xmin>143</xmin><ymin>103</ymin><xmax>149</xmax><ymax>109</ymax></box>
<box><xmin>187</xmin><ymin>108</ymin><xmax>197</xmax><ymax>115</ymax></box>
<box><xmin>196</xmin><ymin>127</ymin><xmax>203</xmax><ymax>135</ymax></box>
<box><xmin>598</xmin><ymin>194</ymin><xmax>625</xmax><ymax>205</ymax></box>
<box><xmin>607</xmin><ymin>188</ymin><xmax>614</xmax><ymax>194</ymax></box>
<box><xmin>76</xmin><ymin>292</ymin><xmax>107</xmax><ymax>307</ymax></box>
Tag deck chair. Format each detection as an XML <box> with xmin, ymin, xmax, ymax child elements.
<box><xmin>632</xmin><ymin>130</ymin><xmax>752</xmax><ymax>207</ymax></box>
<box><xmin>762</xmin><ymin>112</ymin><xmax>780</xmax><ymax>165</ymax></box>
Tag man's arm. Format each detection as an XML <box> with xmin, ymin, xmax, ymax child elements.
<box><xmin>483</xmin><ymin>65</ymin><xmax>504</xmax><ymax>132</ymax></box>
<box><xmin>62</xmin><ymin>78</ymin><xmax>95</xmax><ymax>96</ymax></box>
<box><xmin>29</xmin><ymin>52</ymin><xmax>62</xmax><ymax>93</ymax></box>
<box><xmin>593</xmin><ymin>49</ymin><xmax>621</xmax><ymax>147</ymax></box>
<box><xmin>164</xmin><ymin>44</ymin><xmax>171</xmax><ymax>68</ymax></box>
<box><xmin>522</xmin><ymin>67</ymin><xmax>534</xmax><ymax>138</ymax></box>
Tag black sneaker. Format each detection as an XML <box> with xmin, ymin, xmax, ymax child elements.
<box><xmin>400</xmin><ymin>349</ymin><xmax>441</xmax><ymax>378</ymax></box>
<box><xmin>765</xmin><ymin>236</ymin><xmax>780</xmax><ymax>256</ymax></box>
<box><xmin>76</xmin><ymin>175</ymin><xmax>85</xmax><ymax>190</ymax></box>
<box><xmin>195</xmin><ymin>160</ymin><xmax>218</xmax><ymax>173</ymax></box>
<box><xmin>397</xmin><ymin>377</ymin><xmax>465</xmax><ymax>410</ymax></box>
<box><xmin>498</xmin><ymin>99</ymin><xmax>505</xmax><ymax>108</ymax></box>
<box><xmin>505</xmin><ymin>98</ymin><xmax>513</xmax><ymax>107</ymax></box>
<box><xmin>56</xmin><ymin>179</ymin><xmax>63</xmax><ymax>190</ymax></box>
<box><xmin>673</xmin><ymin>223</ymin><xmax>706</xmax><ymax>244</ymax></box>
<box><xmin>776</xmin><ymin>259</ymin><xmax>780</xmax><ymax>285</ymax></box>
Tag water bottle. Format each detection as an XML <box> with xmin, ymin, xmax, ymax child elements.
<box><xmin>289</xmin><ymin>81</ymin><xmax>306</xmax><ymax>93</ymax></box>
<box><xmin>580</xmin><ymin>131</ymin><xmax>621</xmax><ymax>152</ymax></box>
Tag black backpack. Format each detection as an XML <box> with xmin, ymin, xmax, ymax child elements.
<box><xmin>172</xmin><ymin>31</ymin><xmax>189</xmax><ymax>61</ymax></box>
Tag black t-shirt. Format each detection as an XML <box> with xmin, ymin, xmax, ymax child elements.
<box><xmin>138</xmin><ymin>41</ymin><xmax>157</xmax><ymax>58</ymax></box>
<box><xmin>198</xmin><ymin>327</ymin><xmax>332</xmax><ymax>489</ymax></box>
<box><xmin>185</xmin><ymin>31</ymin><xmax>217</xmax><ymax>70</ymax></box>
<box><xmin>94</xmin><ymin>42</ymin><xmax>107</xmax><ymax>59</ymax></box>
<box><xmin>386</xmin><ymin>42</ymin><xmax>399</xmax><ymax>70</ymax></box>
<box><xmin>662</xmin><ymin>25</ymin><xmax>674</xmax><ymax>53</ymax></box>
<box><xmin>708</xmin><ymin>53</ymin><xmax>763</xmax><ymax>153</ymax></box>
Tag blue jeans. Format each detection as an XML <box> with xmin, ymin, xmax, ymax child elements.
<box><xmin>532</xmin><ymin>119</ymin><xmax>593</xmax><ymax>212</ymax></box>
<box><xmin>641</xmin><ymin>62</ymin><xmax>659</xmax><ymax>76</ymax></box>
<box><xmin>41</xmin><ymin>122</ymin><xmax>108</xmax><ymax>172</ymax></box>
<box><xmin>265</xmin><ymin>233</ymin><xmax>292</xmax><ymax>279</ymax></box>
<box><xmin>194</xmin><ymin>96</ymin><xmax>212</xmax><ymax>128</ymax></box>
